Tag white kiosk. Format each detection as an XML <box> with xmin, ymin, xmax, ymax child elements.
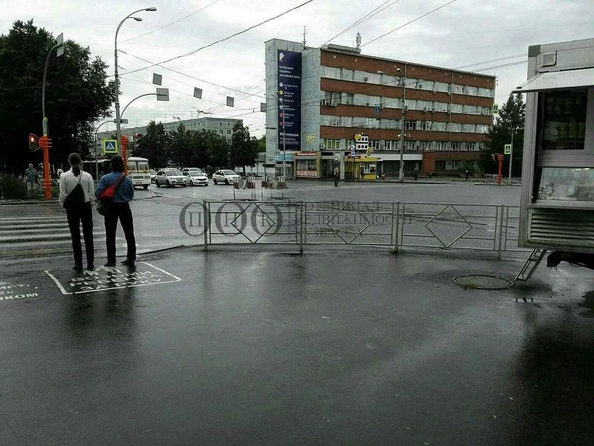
<box><xmin>514</xmin><ymin>37</ymin><xmax>594</xmax><ymax>279</ymax></box>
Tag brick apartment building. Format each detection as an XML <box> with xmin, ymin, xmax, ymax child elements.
<box><xmin>265</xmin><ymin>38</ymin><xmax>495</xmax><ymax>179</ymax></box>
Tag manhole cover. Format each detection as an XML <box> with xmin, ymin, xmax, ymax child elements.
<box><xmin>452</xmin><ymin>274</ymin><xmax>514</xmax><ymax>290</ymax></box>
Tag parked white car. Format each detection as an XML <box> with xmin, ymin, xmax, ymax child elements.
<box><xmin>212</xmin><ymin>169</ymin><xmax>241</xmax><ymax>185</ymax></box>
<box><xmin>182</xmin><ymin>168</ymin><xmax>209</xmax><ymax>186</ymax></box>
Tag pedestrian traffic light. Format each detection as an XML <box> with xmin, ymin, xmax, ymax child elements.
<box><xmin>28</xmin><ymin>134</ymin><xmax>38</xmax><ymax>151</ymax></box>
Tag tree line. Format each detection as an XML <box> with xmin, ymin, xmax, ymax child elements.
<box><xmin>131</xmin><ymin>120</ymin><xmax>264</xmax><ymax>174</ymax></box>
<box><xmin>0</xmin><ymin>20</ymin><xmax>115</xmax><ymax>173</ymax></box>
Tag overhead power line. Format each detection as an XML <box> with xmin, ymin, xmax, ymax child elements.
<box><xmin>124</xmin><ymin>0</ymin><xmax>314</xmax><ymax>75</ymax></box>
<box><xmin>121</xmin><ymin>50</ymin><xmax>266</xmax><ymax>101</ymax></box>
<box><xmin>471</xmin><ymin>60</ymin><xmax>527</xmax><ymax>72</ymax></box>
<box><xmin>455</xmin><ymin>53</ymin><xmax>525</xmax><ymax>70</ymax></box>
<box><xmin>120</xmin><ymin>0</ymin><xmax>222</xmax><ymax>43</ymax></box>
<box><xmin>363</xmin><ymin>0</ymin><xmax>457</xmax><ymax>47</ymax></box>
<box><xmin>321</xmin><ymin>0</ymin><xmax>400</xmax><ymax>47</ymax></box>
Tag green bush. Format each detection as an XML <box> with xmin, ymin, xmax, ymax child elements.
<box><xmin>0</xmin><ymin>174</ymin><xmax>27</xmax><ymax>199</ymax></box>
<box><xmin>0</xmin><ymin>174</ymin><xmax>59</xmax><ymax>200</ymax></box>
<box><xmin>457</xmin><ymin>161</ymin><xmax>482</xmax><ymax>177</ymax></box>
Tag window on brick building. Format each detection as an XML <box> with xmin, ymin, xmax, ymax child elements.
<box><xmin>342</xmin><ymin>93</ymin><xmax>354</xmax><ymax>105</ymax></box>
<box><xmin>324</xmin><ymin>139</ymin><xmax>340</xmax><ymax>149</ymax></box>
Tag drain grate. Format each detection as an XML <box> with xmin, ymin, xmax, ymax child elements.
<box><xmin>452</xmin><ymin>274</ymin><xmax>514</xmax><ymax>290</ymax></box>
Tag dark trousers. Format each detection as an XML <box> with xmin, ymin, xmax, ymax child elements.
<box><xmin>66</xmin><ymin>202</ymin><xmax>94</xmax><ymax>266</ymax></box>
<box><xmin>104</xmin><ymin>202</ymin><xmax>136</xmax><ymax>263</ymax></box>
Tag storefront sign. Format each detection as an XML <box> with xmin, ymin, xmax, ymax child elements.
<box><xmin>297</xmin><ymin>170</ymin><xmax>318</xmax><ymax>177</ymax></box>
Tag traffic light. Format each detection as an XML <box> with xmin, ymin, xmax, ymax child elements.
<box><xmin>28</xmin><ymin>134</ymin><xmax>38</xmax><ymax>151</ymax></box>
<box><xmin>134</xmin><ymin>133</ymin><xmax>143</xmax><ymax>149</ymax></box>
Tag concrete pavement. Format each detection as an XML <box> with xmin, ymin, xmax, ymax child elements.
<box><xmin>1</xmin><ymin>243</ymin><xmax>594</xmax><ymax>445</ymax></box>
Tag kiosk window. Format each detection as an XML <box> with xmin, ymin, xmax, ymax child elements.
<box><xmin>537</xmin><ymin>167</ymin><xmax>594</xmax><ymax>202</ymax></box>
<box><xmin>539</xmin><ymin>89</ymin><xmax>588</xmax><ymax>151</ymax></box>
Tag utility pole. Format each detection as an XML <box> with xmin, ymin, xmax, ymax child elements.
<box><xmin>397</xmin><ymin>67</ymin><xmax>406</xmax><ymax>181</ymax></box>
<box><xmin>40</xmin><ymin>32</ymin><xmax>64</xmax><ymax>200</ymax></box>
<box><xmin>508</xmin><ymin>124</ymin><xmax>514</xmax><ymax>184</ymax></box>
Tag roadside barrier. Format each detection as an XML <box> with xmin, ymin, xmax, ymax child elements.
<box><xmin>180</xmin><ymin>200</ymin><xmax>527</xmax><ymax>258</ymax></box>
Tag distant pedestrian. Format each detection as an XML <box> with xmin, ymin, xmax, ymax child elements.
<box><xmin>413</xmin><ymin>168</ymin><xmax>419</xmax><ymax>181</ymax></box>
<box><xmin>465</xmin><ymin>170</ymin><xmax>470</xmax><ymax>181</ymax></box>
<box><xmin>24</xmin><ymin>163</ymin><xmax>39</xmax><ymax>198</ymax></box>
<box><xmin>59</xmin><ymin>153</ymin><xmax>95</xmax><ymax>271</ymax></box>
<box><xmin>334</xmin><ymin>166</ymin><xmax>340</xmax><ymax>187</ymax></box>
<box><xmin>95</xmin><ymin>156</ymin><xmax>136</xmax><ymax>267</ymax></box>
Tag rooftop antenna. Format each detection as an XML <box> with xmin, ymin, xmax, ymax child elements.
<box><xmin>303</xmin><ymin>26</ymin><xmax>307</xmax><ymax>49</ymax></box>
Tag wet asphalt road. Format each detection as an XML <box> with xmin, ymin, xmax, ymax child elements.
<box><xmin>2</xmin><ymin>180</ymin><xmax>594</xmax><ymax>445</ymax></box>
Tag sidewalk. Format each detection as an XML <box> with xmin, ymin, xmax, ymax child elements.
<box><xmin>1</xmin><ymin>245</ymin><xmax>594</xmax><ymax>445</ymax></box>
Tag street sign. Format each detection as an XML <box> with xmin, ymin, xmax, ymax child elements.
<box><xmin>156</xmin><ymin>88</ymin><xmax>169</xmax><ymax>101</ymax></box>
<box><xmin>103</xmin><ymin>139</ymin><xmax>118</xmax><ymax>154</ymax></box>
<box><xmin>56</xmin><ymin>33</ymin><xmax>64</xmax><ymax>57</ymax></box>
<box><xmin>42</xmin><ymin>117</ymin><xmax>48</xmax><ymax>137</ymax></box>
<box><xmin>504</xmin><ymin>143</ymin><xmax>512</xmax><ymax>155</ymax></box>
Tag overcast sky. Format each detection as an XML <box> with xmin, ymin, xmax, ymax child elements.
<box><xmin>2</xmin><ymin>0</ymin><xmax>593</xmax><ymax>138</ymax></box>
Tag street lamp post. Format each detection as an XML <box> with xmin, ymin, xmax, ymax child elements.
<box><xmin>42</xmin><ymin>33</ymin><xmax>64</xmax><ymax>138</ymax></box>
<box><xmin>396</xmin><ymin>68</ymin><xmax>406</xmax><ymax>181</ymax></box>
<box><xmin>40</xmin><ymin>33</ymin><xmax>64</xmax><ymax>199</ymax></box>
<box><xmin>119</xmin><ymin>89</ymin><xmax>168</xmax><ymax>174</ymax></box>
<box><xmin>94</xmin><ymin>120</ymin><xmax>111</xmax><ymax>181</ymax></box>
<box><xmin>509</xmin><ymin>124</ymin><xmax>515</xmax><ymax>185</ymax></box>
<box><xmin>114</xmin><ymin>7</ymin><xmax>157</xmax><ymax>156</ymax></box>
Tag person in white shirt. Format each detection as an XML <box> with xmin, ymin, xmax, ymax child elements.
<box><xmin>59</xmin><ymin>152</ymin><xmax>96</xmax><ymax>271</ymax></box>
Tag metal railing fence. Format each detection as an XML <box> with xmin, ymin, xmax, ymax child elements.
<box><xmin>189</xmin><ymin>200</ymin><xmax>526</xmax><ymax>257</ymax></box>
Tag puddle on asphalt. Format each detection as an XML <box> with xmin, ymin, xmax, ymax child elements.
<box><xmin>579</xmin><ymin>290</ymin><xmax>594</xmax><ymax>318</ymax></box>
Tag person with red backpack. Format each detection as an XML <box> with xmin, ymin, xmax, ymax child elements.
<box><xmin>95</xmin><ymin>156</ymin><xmax>136</xmax><ymax>267</ymax></box>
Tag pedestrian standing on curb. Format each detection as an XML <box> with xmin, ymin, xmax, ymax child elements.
<box><xmin>59</xmin><ymin>153</ymin><xmax>95</xmax><ymax>271</ymax></box>
<box><xmin>413</xmin><ymin>167</ymin><xmax>419</xmax><ymax>181</ymax></box>
<box><xmin>95</xmin><ymin>155</ymin><xmax>136</xmax><ymax>267</ymax></box>
<box><xmin>24</xmin><ymin>163</ymin><xmax>39</xmax><ymax>198</ymax></box>
<box><xmin>334</xmin><ymin>166</ymin><xmax>340</xmax><ymax>187</ymax></box>
<box><xmin>465</xmin><ymin>169</ymin><xmax>470</xmax><ymax>181</ymax></box>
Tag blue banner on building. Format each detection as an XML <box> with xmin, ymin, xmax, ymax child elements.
<box><xmin>277</xmin><ymin>50</ymin><xmax>302</xmax><ymax>151</ymax></box>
